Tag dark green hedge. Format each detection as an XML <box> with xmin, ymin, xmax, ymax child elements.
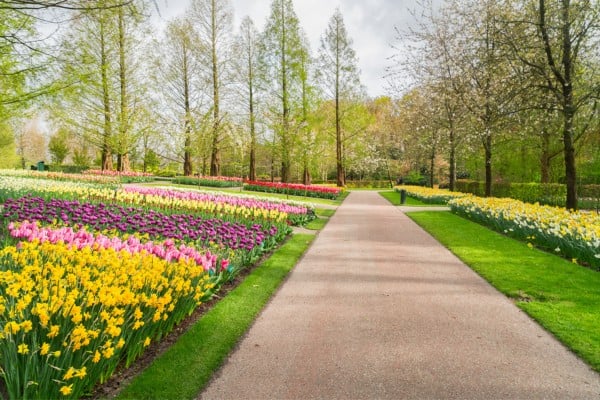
<box><xmin>172</xmin><ymin>176</ymin><xmax>242</xmax><ymax>188</ymax></box>
<box><xmin>454</xmin><ymin>180</ymin><xmax>600</xmax><ymax>207</ymax></box>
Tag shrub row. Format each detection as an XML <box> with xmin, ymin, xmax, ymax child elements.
<box><xmin>455</xmin><ymin>180</ymin><xmax>570</xmax><ymax>206</ymax></box>
<box><xmin>172</xmin><ymin>176</ymin><xmax>242</xmax><ymax>188</ymax></box>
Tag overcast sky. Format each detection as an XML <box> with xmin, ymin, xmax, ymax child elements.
<box><xmin>153</xmin><ymin>0</ymin><xmax>420</xmax><ymax>98</ymax></box>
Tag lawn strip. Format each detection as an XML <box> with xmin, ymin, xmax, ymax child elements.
<box><xmin>115</xmin><ymin>234</ymin><xmax>315</xmax><ymax>400</ymax></box>
<box><xmin>379</xmin><ymin>190</ymin><xmax>429</xmax><ymax>206</ymax></box>
<box><xmin>408</xmin><ymin>211</ymin><xmax>600</xmax><ymax>372</ymax></box>
<box><xmin>305</xmin><ymin>208</ymin><xmax>337</xmax><ymax>230</ymax></box>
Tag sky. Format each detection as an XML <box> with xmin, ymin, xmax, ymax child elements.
<box><xmin>152</xmin><ymin>0</ymin><xmax>421</xmax><ymax>98</ymax></box>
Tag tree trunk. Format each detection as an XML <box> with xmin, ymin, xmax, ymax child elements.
<box><xmin>540</xmin><ymin>126</ymin><xmax>550</xmax><ymax>183</ymax></box>
<box><xmin>118</xmin><ymin>8</ymin><xmax>129</xmax><ymax>172</ymax></box>
<box><xmin>248</xmin><ymin>60</ymin><xmax>256</xmax><ymax>181</ymax></box>
<box><xmin>183</xmin><ymin>135</ymin><xmax>192</xmax><ymax>176</ymax></box>
<box><xmin>183</xmin><ymin>39</ymin><xmax>193</xmax><ymax>176</ymax></box>
<box><xmin>429</xmin><ymin>145</ymin><xmax>436</xmax><ymax>188</ymax></box>
<box><xmin>303</xmin><ymin>163</ymin><xmax>311</xmax><ymax>185</ymax></box>
<box><xmin>209</xmin><ymin>0</ymin><xmax>220</xmax><ymax>176</ymax></box>
<box><xmin>279</xmin><ymin>0</ymin><xmax>290</xmax><ymax>183</ymax></box>
<box><xmin>335</xmin><ymin>24</ymin><xmax>344</xmax><ymax>187</ymax></box>
<box><xmin>563</xmin><ymin>104</ymin><xmax>577</xmax><ymax>209</ymax></box>
<box><xmin>100</xmin><ymin>17</ymin><xmax>112</xmax><ymax>171</ymax></box>
<box><xmin>484</xmin><ymin>132</ymin><xmax>492</xmax><ymax>197</ymax></box>
<box><xmin>561</xmin><ymin>0</ymin><xmax>577</xmax><ymax>210</ymax></box>
<box><xmin>449</xmin><ymin>128</ymin><xmax>456</xmax><ymax>191</ymax></box>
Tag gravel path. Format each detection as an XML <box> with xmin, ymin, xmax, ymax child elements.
<box><xmin>200</xmin><ymin>191</ymin><xmax>600</xmax><ymax>399</ymax></box>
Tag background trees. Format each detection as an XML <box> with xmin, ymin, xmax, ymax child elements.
<box><xmin>389</xmin><ymin>0</ymin><xmax>600</xmax><ymax>208</ymax></box>
<box><xmin>316</xmin><ymin>8</ymin><xmax>364</xmax><ymax>187</ymax></box>
<box><xmin>1</xmin><ymin>0</ymin><xmax>599</xmax><ymax>204</ymax></box>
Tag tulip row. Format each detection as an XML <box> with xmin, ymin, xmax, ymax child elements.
<box><xmin>0</xmin><ymin>176</ymin><xmax>116</xmax><ymax>204</ymax></box>
<box><xmin>0</xmin><ymin>169</ymin><xmax>120</xmax><ymax>185</ymax></box>
<box><xmin>8</xmin><ymin>221</ymin><xmax>227</xmax><ymax>274</ymax></box>
<box><xmin>0</xmin><ymin>177</ymin><xmax>314</xmax><ymax>226</ymax></box>
<box><xmin>83</xmin><ymin>169</ymin><xmax>154</xmax><ymax>183</ymax></box>
<box><xmin>0</xmin><ymin>196</ymin><xmax>289</xmax><ymax>398</ymax></box>
<box><xmin>449</xmin><ymin>196</ymin><xmax>600</xmax><ymax>269</ymax></box>
<box><xmin>0</xmin><ymin>239</ymin><xmax>217</xmax><ymax>399</ymax></box>
<box><xmin>121</xmin><ymin>186</ymin><xmax>314</xmax><ymax>226</ymax></box>
<box><xmin>2</xmin><ymin>196</ymin><xmax>287</xmax><ymax>263</ymax></box>
<box><xmin>244</xmin><ymin>180</ymin><xmax>343</xmax><ymax>200</ymax></box>
<box><xmin>396</xmin><ymin>185</ymin><xmax>466</xmax><ymax>204</ymax></box>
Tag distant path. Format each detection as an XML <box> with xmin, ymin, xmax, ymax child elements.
<box><xmin>200</xmin><ymin>191</ymin><xmax>600</xmax><ymax>399</ymax></box>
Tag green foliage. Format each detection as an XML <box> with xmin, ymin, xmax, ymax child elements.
<box><xmin>0</xmin><ymin>124</ymin><xmax>19</xmax><ymax>168</ymax></box>
<box><xmin>409</xmin><ymin>211</ymin><xmax>600</xmax><ymax>372</ymax></box>
<box><xmin>455</xmin><ymin>179</ymin><xmax>570</xmax><ymax>206</ymax></box>
<box><xmin>143</xmin><ymin>149</ymin><xmax>161</xmax><ymax>171</ymax></box>
<box><xmin>345</xmin><ymin>180</ymin><xmax>392</xmax><ymax>189</ymax></box>
<box><xmin>48</xmin><ymin>130</ymin><xmax>70</xmax><ymax>164</ymax></box>
<box><xmin>403</xmin><ymin>171</ymin><xmax>427</xmax><ymax>186</ymax></box>
<box><xmin>172</xmin><ymin>176</ymin><xmax>242</xmax><ymax>188</ymax></box>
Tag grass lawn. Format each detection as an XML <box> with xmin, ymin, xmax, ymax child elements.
<box><xmin>305</xmin><ymin>208</ymin><xmax>336</xmax><ymax>230</ymax></box>
<box><xmin>408</xmin><ymin>211</ymin><xmax>600</xmax><ymax>372</ymax></box>
<box><xmin>379</xmin><ymin>191</ymin><xmax>432</xmax><ymax>206</ymax></box>
<box><xmin>114</xmin><ymin>234</ymin><xmax>315</xmax><ymax>399</ymax></box>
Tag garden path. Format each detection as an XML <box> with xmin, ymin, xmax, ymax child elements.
<box><xmin>200</xmin><ymin>191</ymin><xmax>600</xmax><ymax>399</ymax></box>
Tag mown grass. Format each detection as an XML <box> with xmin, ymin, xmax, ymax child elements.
<box><xmin>408</xmin><ymin>211</ymin><xmax>600</xmax><ymax>372</ymax></box>
<box><xmin>379</xmin><ymin>191</ymin><xmax>430</xmax><ymax>206</ymax></box>
<box><xmin>305</xmin><ymin>208</ymin><xmax>336</xmax><ymax>230</ymax></box>
<box><xmin>115</xmin><ymin>234</ymin><xmax>315</xmax><ymax>399</ymax></box>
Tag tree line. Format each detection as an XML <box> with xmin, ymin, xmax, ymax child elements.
<box><xmin>0</xmin><ymin>0</ymin><xmax>376</xmax><ymax>187</ymax></box>
<box><xmin>2</xmin><ymin>0</ymin><xmax>600</xmax><ymax>208</ymax></box>
<box><xmin>388</xmin><ymin>0</ymin><xmax>600</xmax><ymax>209</ymax></box>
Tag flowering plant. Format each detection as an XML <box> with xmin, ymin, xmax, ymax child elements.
<box><xmin>449</xmin><ymin>195</ymin><xmax>600</xmax><ymax>268</ymax></box>
<box><xmin>244</xmin><ymin>180</ymin><xmax>343</xmax><ymax>200</ymax></box>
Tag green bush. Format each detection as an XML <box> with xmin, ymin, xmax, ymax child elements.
<box><xmin>345</xmin><ymin>180</ymin><xmax>392</xmax><ymax>189</ymax></box>
<box><xmin>172</xmin><ymin>176</ymin><xmax>241</xmax><ymax>188</ymax></box>
<box><xmin>47</xmin><ymin>165</ymin><xmax>89</xmax><ymax>174</ymax></box>
<box><xmin>456</xmin><ymin>180</ymin><xmax>568</xmax><ymax>206</ymax></box>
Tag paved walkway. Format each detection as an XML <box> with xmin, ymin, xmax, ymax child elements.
<box><xmin>200</xmin><ymin>191</ymin><xmax>600</xmax><ymax>399</ymax></box>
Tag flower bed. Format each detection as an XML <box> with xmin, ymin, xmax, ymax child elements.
<box><xmin>244</xmin><ymin>180</ymin><xmax>343</xmax><ymax>200</ymax></box>
<box><xmin>0</xmin><ymin>177</ymin><xmax>116</xmax><ymax>203</ymax></box>
<box><xmin>83</xmin><ymin>169</ymin><xmax>154</xmax><ymax>183</ymax></box>
<box><xmin>0</xmin><ymin>239</ymin><xmax>216</xmax><ymax>399</ymax></box>
<box><xmin>396</xmin><ymin>185</ymin><xmax>467</xmax><ymax>204</ymax></box>
<box><xmin>449</xmin><ymin>195</ymin><xmax>600</xmax><ymax>269</ymax></box>
<box><xmin>0</xmin><ymin>189</ymin><xmax>291</xmax><ymax>398</ymax></box>
<box><xmin>0</xmin><ymin>178</ymin><xmax>314</xmax><ymax>226</ymax></box>
<box><xmin>2</xmin><ymin>196</ymin><xmax>288</xmax><ymax>267</ymax></box>
<box><xmin>121</xmin><ymin>186</ymin><xmax>314</xmax><ymax>226</ymax></box>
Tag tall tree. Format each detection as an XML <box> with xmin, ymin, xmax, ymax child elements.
<box><xmin>532</xmin><ymin>0</ymin><xmax>600</xmax><ymax>209</ymax></box>
<box><xmin>233</xmin><ymin>16</ymin><xmax>261</xmax><ymax>181</ymax></box>
<box><xmin>262</xmin><ymin>0</ymin><xmax>305</xmax><ymax>183</ymax></box>
<box><xmin>190</xmin><ymin>0</ymin><xmax>233</xmax><ymax>176</ymax></box>
<box><xmin>317</xmin><ymin>8</ymin><xmax>363</xmax><ymax>187</ymax></box>
<box><xmin>448</xmin><ymin>0</ymin><xmax>518</xmax><ymax>196</ymax></box>
<box><xmin>152</xmin><ymin>17</ymin><xmax>204</xmax><ymax>176</ymax></box>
